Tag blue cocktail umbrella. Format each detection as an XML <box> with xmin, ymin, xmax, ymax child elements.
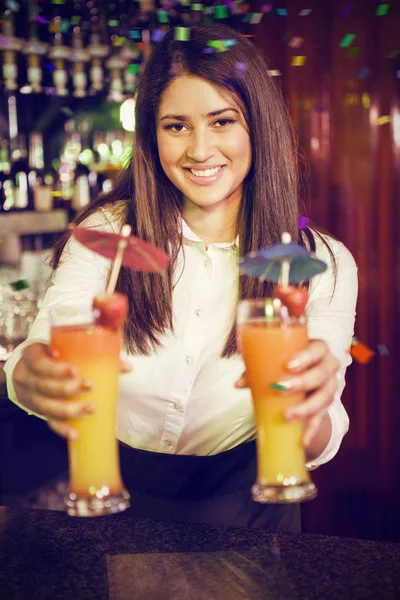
<box><xmin>239</xmin><ymin>232</ymin><xmax>327</xmax><ymax>284</ymax></box>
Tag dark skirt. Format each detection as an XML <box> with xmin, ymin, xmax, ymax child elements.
<box><xmin>119</xmin><ymin>440</ymin><xmax>301</xmax><ymax>532</ymax></box>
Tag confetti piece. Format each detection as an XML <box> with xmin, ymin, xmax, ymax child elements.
<box><xmin>291</xmin><ymin>56</ymin><xmax>307</xmax><ymax>66</ymax></box>
<box><xmin>341</xmin><ymin>6</ymin><xmax>353</xmax><ymax>18</ymax></box>
<box><xmin>233</xmin><ymin>61</ymin><xmax>247</xmax><ymax>78</ymax></box>
<box><xmin>215</xmin><ymin>5</ymin><xmax>229</xmax><ymax>18</ymax></box>
<box><xmin>9</xmin><ymin>279</ymin><xmax>29</xmax><ymax>291</ymax></box>
<box><xmin>174</xmin><ymin>27</ymin><xmax>190</xmax><ymax>41</ymax></box>
<box><xmin>349</xmin><ymin>340</ymin><xmax>375</xmax><ymax>364</ymax></box>
<box><xmin>376</xmin><ymin>115</ymin><xmax>391</xmax><ymax>125</ymax></box>
<box><xmin>157</xmin><ymin>10</ymin><xmax>169</xmax><ymax>23</ymax></box>
<box><xmin>44</xmin><ymin>63</ymin><xmax>56</xmax><ymax>70</ymax></box>
<box><xmin>362</xmin><ymin>93</ymin><xmax>371</xmax><ymax>108</ymax></box>
<box><xmin>192</xmin><ymin>3</ymin><xmax>204</xmax><ymax>10</ymax></box>
<box><xmin>59</xmin><ymin>19</ymin><xmax>70</xmax><ymax>33</ymax></box>
<box><xmin>249</xmin><ymin>13</ymin><xmax>263</xmax><ymax>24</ymax></box>
<box><xmin>151</xmin><ymin>29</ymin><xmax>165</xmax><ymax>42</ymax></box>
<box><xmin>114</xmin><ymin>36</ymin><xmax>126</xmax><ymax>46</ymax></box>
<box><xmin>108</xmin><ymin>19</ymin><xmax>119</xmax><ymax>27</ymax></box>
<box><xmin>128</xmin><ymin>64</ymin><xmax>139</xmax><ymax>74</ymax></box>
<box><xmin>386</xmin><ymin>50</ymin><xmax>400</xmax><ymax>58</ymax></box>
<box><xmin>51</xmin><ymin>0</ymin><xmax>65</xmax><ymax>3</ymax></box>
<box><xmin>202</xmin><ymin>47</ymin><xmax>215</xmax><ymax>54</ymax></box>
<box><xmin>298</xmin><ymin>9</ymin><xmax>312</xmax><ymax>16</ymax></box>
<box><xmin>267</xmin><ymin>69</ymin><xmax>281</xmax><ymax>76</ymax></box>
<box><xmin>289</xmin><ymin>36</ymin><xmax>304</xmax><ymax>48</ymax></box>
<box><xmin>129</xmin><ymin>30</ymin><xmax>141</xmax><ymax>39</ymax></box>
<box><xmin>339</xmin><ymin>34</ymin><xmax>356</xmax><ymax>48</ymax></box>
<box><xmin>377</xmin><ymin>345</ymin><xmax>389</xmax><ymax>356</ymax></box>
<box><xmin>276</xmin><ymin>8</ymin><xmax>288</xmax><ymax>16</ymax></box>
<box><xmin>71</xmin><ymin>16</ymin><xmax>81</xmax><ymax>25</ymax></box>
<box><xmin>347</xmin><ymin>46</ymin><xmax>360</xmax><ymax>58</ymax></box>
<box><xmin>356</xmin><ymin>67</ymin><xmax>372</xmax><ymax>80</ymax></box>
<box><xmin>33</xmin><ymin>16</ymin><xmax>50</xmax><ymax>24</ymax></box>
<box><xmin>170</xmin><ymin>62</ymin><xmax>180</xmax><ymax>76</ymax></box>
<box><xmin>261</xmin><ymin>3</ymin><xmax>272</xmax><ymax>13</ymax></box>
<box><xmin>270</xmin><ymin>383</ymin><xmax>287</xmax><ymax>391</ymax></box>
<box><xmin>376</xmin><ymin>3</ymin><xmax>390</xmax><ymax>16</ymax></box>
<box><xmin>60</xmin><ymin>107</ymin><xmax>74</xmax><ymax>116</ymax></box>
<box><xmin>298</xmin><ymin>216</ymin><xmax>310</xmax><ymax>229</ymax></box>
<box><xmin>207</xmin><ymin>40</ymin><xmax>226</xmax><ymax>51</ymax></box>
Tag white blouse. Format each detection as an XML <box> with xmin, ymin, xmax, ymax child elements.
<box><xmin>4</xmin><ymin>208</ymin><xmax>358</xmax><ymax>468</ymax></box>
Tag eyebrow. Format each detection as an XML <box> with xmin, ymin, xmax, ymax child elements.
<box><xmin>159</xmin><ymin>108</ymin><xmax>240</xmax><ymax>121</ymax></box>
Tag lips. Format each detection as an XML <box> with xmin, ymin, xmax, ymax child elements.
<box><xmin>183</xmin><ymin>165</ymin><xmax>225</xmax><ymax>186</ymax></box>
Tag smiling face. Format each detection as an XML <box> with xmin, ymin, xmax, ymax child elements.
<box><xmin>156</xmin><ymin>75</ymin><xmax>252</xmax><ymax>214</ymax></box>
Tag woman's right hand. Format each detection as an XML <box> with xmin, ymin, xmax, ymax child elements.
<box><xmin>12</xmin><ymin>343</ymin><xmax>96</xmax><ymax>441</ymax></box>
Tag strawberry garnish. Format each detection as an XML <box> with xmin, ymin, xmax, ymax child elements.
<box><xmin>273</xmin><ymin>285</ymin><xmax>308</xmax><ymax>318</ymax></box>
<box><xmin>93</xmin><ymin>292</ymin><xmax>128</xmax><ymax>330</ymax></box>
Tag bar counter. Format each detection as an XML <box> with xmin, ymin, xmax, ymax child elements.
<box><xmin>0</xmin><ymin>506</ymin><xmax>399</xmax><ymax>599</ymax></box>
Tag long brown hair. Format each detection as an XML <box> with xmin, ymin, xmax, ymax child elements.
<box><xmin>52</xmin><ymin>23</ymin><xmax>329</xmax><ymax>357</ymax></box>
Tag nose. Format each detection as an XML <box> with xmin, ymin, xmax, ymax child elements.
<box><xmin>186</xmin><ymin>128</ymin><xmax>215</xmax><ymax>163</ymax></box>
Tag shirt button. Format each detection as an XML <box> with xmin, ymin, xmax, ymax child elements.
<box><xmin>174</xmin><ymin>403</ymin><xmax>182</xmax><ymax>411</ymax></box>
<box><xmin>185</xmin><ymin>355</ymin><xmax>193</xmax><ymax>365</ymax></box>
<box><xmin>165</xmin><ymin>440</ymin><xmax>172</xmax><ymax>447</ymax></box>
<box><xmin>194</xmin><ymin>309</ymin><xmax>202</xmax><ymax>317</ymax></box>
<box><xmin>204</xmin><ymin>259</ymin><xmax>209</xmax><ymax>267</ymax></box>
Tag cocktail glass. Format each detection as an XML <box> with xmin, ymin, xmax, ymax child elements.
<box><xmin>49</xmin><ymin>304</ymin><xmax>130</xmax><ymax>517</ymax></box>
<box><xmin>237</xmin><ymin>297</ymin><xmax>317</xmax><ymax>503</ymax></box>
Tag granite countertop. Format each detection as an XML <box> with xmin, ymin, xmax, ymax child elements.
<box><xmin>0</xmin><ymin>506</ymin><xmax>399</xmax><ymax>600</ymax></box>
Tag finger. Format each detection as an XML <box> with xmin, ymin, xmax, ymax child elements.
<box><xmin>120</xmin><ymin>359</ymin><xmax>132</xmax><ymax>373</ymax></box>
<box><xmin>234</xmin><ymin>372</ymin><xmax>248</xmax><ymax>388</ymax></box>
<box><xmin>287</xmin><ymin>339</ymin><xmax>336</xmax><ymax>373</ymax></box>
<box><xmin>22</xmin><ymin>372</ymin><xmax>93</xmax><ymax>399</ymax></box>
<box><xmin>30</xmin><ymin>395</ymin><xmax>96</xmax><ymax>421</ymax></box>
<box><xmin>48</xmin><ymin>419</ymin><xmax>79</xmax><ymax>441</ymax></box>
<box><xmin>285</xmin><ymin>376</ymin><xmax>337</xmax><ymax>421</ymax></box>
<box><xmin>277</xmin><ymin>352</ymin><xmax>339</xmax><ymax>394</ymax></box>
<box><xmin>23</xmin><ymin>344</ymin><xmax>79</xmax><ymax>379</ymax></box>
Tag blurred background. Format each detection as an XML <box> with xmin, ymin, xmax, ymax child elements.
<box><xmin>0</xmin><ymin>0</ymin><xmax>399</xmax><ymax>542</ymax></box>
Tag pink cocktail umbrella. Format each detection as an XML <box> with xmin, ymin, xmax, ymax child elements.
<box><xmin>70</xmin><ymin>223</ymin><xmax>170</xmax><ymax>294</ymax></box>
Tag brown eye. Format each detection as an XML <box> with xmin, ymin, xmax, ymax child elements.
<box><xmin>164</xmin><ymin>124</ymin><xmax>187</xmax><ymax>132</ymax></box>
<box><xmin>214</xmin><ymin>118</ymin><xmax>236</xmax><ymax>127</ymax></box>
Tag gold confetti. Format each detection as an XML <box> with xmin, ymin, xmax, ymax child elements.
<box><xmin>291</xmin><ymin>56</ymin><xmax>306</xmax><ymax>66</ymax></box>
<box><xmin>376</xmin><ymin>115</ymin><xmax>391</xmax><ymax>125</ymax></box>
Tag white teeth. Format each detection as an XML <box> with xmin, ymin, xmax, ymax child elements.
<box><xmin>189</xmin><ymin>167</ymin><xmax>221</xmax><ymax>177</ymax></box>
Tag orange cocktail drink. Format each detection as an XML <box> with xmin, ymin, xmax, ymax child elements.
<box><xmin>50</xmin><ymin>304</ymin><xmax>130</xmax><ymax>517</ymax></box>
<box><xmin>237</xmin><ymin>298</ymin><xmax>317</xmax><ymax>503</ymax></box>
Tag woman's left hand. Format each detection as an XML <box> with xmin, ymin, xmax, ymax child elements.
<box><xmin>235</xmin><ymin>339</ymin><xmax>340</xmax><ymax>450</ymax></box>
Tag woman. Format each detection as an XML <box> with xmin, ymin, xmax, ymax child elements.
<box><xmin>4</xmin><ymin>24</ymin><xmax>358</xmax><ymax>531</ymax></box>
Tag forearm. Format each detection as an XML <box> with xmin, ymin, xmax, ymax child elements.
<box><xmin>305</xmin><ymin>409</ymin><xmax>332</xmax><ymax>463</ymax></box>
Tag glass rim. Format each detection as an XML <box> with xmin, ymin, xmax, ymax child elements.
<box><xmin>49</xmin><ymin>303</ymin><xmax>96</xmax><ymax>327</ymax></box>
<box><xmin>236</xmin><ymin>297</ymin><xmax>306</xmax><ymax>324</ymax></box>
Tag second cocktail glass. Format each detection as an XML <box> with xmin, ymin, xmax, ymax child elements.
<box><xmin>237</xmin><ymin>297</ymin><xmax>317</xmax><ymax>503</ymax></box>
<box><xmin>50</xmin><ymin>304</ymin><xmax>130</xmax><ymax>517</ymax></box>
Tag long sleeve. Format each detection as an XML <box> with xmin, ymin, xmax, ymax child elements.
<box><xmin>3</xmin><ymin>209</ymin><xmax>116</xmax><ymax>415</ymax></box>
<box><xmin>304</xmin><ymin>235</ymin><xmax>358</xmax><ymax>469</ymax></box>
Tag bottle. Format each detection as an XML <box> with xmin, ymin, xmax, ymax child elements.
<box><xmin>0</xmin><ymin>139</ymin><xmax>11</xmax><ymax>211</ymax></box>
<box><xmin>28</xmin><ymin>132</ymin><xmax>52</xmax><ymax>212</ymax></box>
<box><xmin>10</xmin><ymin>134</ymin><xmax>30</xmax><ymax>211</ymax></box>
<box><xmin>72</xmin><ymin>162</ymin><xmax>91</xmax><ymax>214</ymax></box>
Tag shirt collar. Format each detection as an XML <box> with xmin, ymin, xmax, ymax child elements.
<box><xmin>181</xmin><ymin>218</ymin><xmax>239</xmax><ymax>250</ymax></box>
